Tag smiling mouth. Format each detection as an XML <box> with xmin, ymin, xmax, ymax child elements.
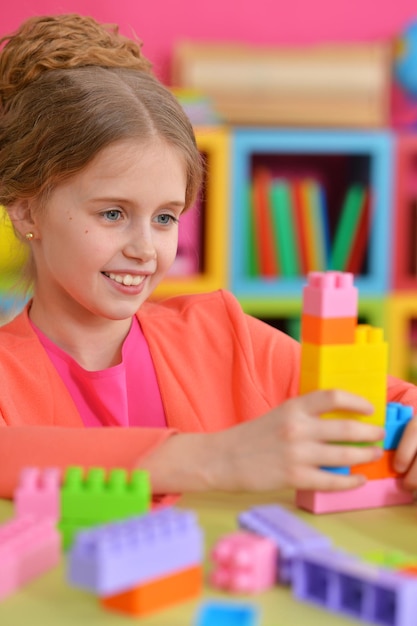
<box><xmin>103</xmin><ymin>272</ymin><xmax>145</xmax><ymax>287</ymax></box>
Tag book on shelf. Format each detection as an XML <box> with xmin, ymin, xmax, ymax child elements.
<box><xmin>330</xmin><ymin>184</ymin><xmax>367</xmax><ymax>272</ymax></box>
<box><xmin>269</xmin><ymin>179</ymin><xmax>300</xmax><ymax>277</ymax></box>
<box><xmin>252</xmin><ymin>168</ymin><xmax>279</xmax><ymax>277</ymax></box>
<box><xmin>173</xmin><ymin>41</ymin><xmax>391</xmax><ymax>127</ymax></box>
<box><xmin>345</xmin><ymin>189</ymin><xmax>372</xmax><ymax>275</ymax></box>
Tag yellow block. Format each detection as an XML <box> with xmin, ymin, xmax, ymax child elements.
<box><xmin>301</xmin><ymin>338</ymin><xmax>388</xmax><ymax>375</ymax></box>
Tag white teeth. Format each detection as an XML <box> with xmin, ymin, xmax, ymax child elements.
<box><xmin>106</xmin><ymin>272</ymin><xmax>145</xmax><ymax>286</ymax></box>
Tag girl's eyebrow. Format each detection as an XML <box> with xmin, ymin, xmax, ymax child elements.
<box><xmin>88</xmin><ymin>197</ymin><xmax>186</xmax><ymax>208</ymax></box>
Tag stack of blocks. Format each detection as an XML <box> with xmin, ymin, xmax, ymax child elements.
<box><xmin>0</xmin><ymin>467</ymin><xmax>62</xmax><ymax>601</ymax></box>
<box><xmin>6</xmin><ymin>465</ymin><xmax>204</xmax><ymax>616</ymax></box>
<box><xmin>68</xmin><ymin>507</ymin><xmax>204</xmax><ymax>617</ymax></box>
<box><xmin>295</xmin><ymin>271</ymin><xmax>414</xmax><ymax>513</ymax></box>
<box><xmin>211</xmin><ymin>503</ymin><xmax>417</xmax><ymax>626</ymax></box>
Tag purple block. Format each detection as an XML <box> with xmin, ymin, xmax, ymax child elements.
<box><xmin>67</xmin><ymin>507</ymin><xmax>204</xmax><ymax>596</ymax></box>
<box><xmin>238</xmin><ymin>504</ymin><xmax>331</xmax><ymax>584</ymax></box>
<box><xmin>293</xmin><ymin>547</ymin><xmax>417</xmax><ymax>626</ymax></box>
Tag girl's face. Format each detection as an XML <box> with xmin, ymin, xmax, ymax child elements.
<box><xmin>29</xmin><ymin>138</ymin><xmax>187</xmax><ymax>325</ymax></box>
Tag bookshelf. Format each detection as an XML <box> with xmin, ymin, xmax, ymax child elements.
<box><xmin>230</xmin><ymin>128</ymin><xmax>393</xmax><ymax>299</ymax></box>
<box><xmin>153</xmin><ymin>126</ymin><xmax>230</xmax><ymax>299</ymax></box>
<box><xmin>392</xmin><ymin>134</ymin><xmax>417</xmax><ymax>290</ymax></box>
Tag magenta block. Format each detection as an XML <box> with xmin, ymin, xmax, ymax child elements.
<box><xmin>302</xmin><ymin>271</ymin><xmax>358</xmax><ymax>318</ymax></box>
<box><xmin>296</xmin><ymin>478</ymin><xmax>414</xmax><ymax>514</ymax></box>
<box><xmin>210</xmin><ymin>530</ymin><xmax>277</xmax><ymax>593</ymax></box>
<box><xmin>14</xmin><ymin>467</ymin><xmax>61</xmax><ymax>521</ymax></box>
<box><xmin>0</xmin><ymin>516</ymin><xmax>61</xmax><ymax>600</ymax></box>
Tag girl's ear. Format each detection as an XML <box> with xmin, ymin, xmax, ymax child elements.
<box><xmin>7</xmin><ymin>200</ymin><xmax>38</xmax><ymax>240</ymax></box>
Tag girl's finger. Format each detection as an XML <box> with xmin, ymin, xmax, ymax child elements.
<box><xmin>394</xmin><ymin>415</ymin><xmax>417</xmax><ymax>473</ymax></box>
<box><xmin>303</xmin><ymin>440</ymin><xmax>383</xmax><ymax>468</ymax></box>
<box><xmin>308</xmin><ymin>415</ymin><xmax>385</xmax><ymax>444</ymax></box>
<box><xmin>292</xmin><ymin>465</ymin><xmax>367</xmax><ymax>492</ymax></box>
<box><xmin>300</xmin><ymin>389</ymin><xmax>375</xmax><ymax>417</ymax></box>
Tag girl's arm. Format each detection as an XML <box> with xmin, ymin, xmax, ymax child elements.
<box><xmin>0</xmin><ymin>390</ymin><xmax>384</xmax><ymax>499</ymax></box>
<box><xmin>0</xmin><ymin>424</ymin><xmax>175</xmax><ymax>499</ymax></box>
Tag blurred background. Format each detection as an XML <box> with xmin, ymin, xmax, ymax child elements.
<box><xmin>2</xmin><ymin>0</ymin><xmax>417</xmax><ymax>381</ymax></box>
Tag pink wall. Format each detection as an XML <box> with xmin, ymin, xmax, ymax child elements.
<box><xmin>1</xmin><ymin>0</ymin><xmax>417</xmax><ymax>83</ymax></box>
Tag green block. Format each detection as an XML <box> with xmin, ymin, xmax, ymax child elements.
<box><xmin>60</xmin><ymin>466</ymin><xmax>150</xmax><ymax>524</ymax></box>
<box><xmin>364</xmin><ymin>549</ymin><xmax>417</xmax><ymax>569</ymax></box>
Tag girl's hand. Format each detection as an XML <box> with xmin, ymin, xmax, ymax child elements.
<box><xmin>206</xmin><ymin>389</ymin><xmax>385</xmax><ymax>493</ymax></box>
<box><xmin>393</xmin><ymin>415</ymin><xmax>417</xmax><ymax>490</ymax></box>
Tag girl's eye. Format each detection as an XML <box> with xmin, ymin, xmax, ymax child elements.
<box><xmin>102</xmin><ymin>209</ymin><xmax>122</xmax><ymax>221</ymax></box>
<box><xmin>156</xmin><ymin>213</ymin><xmax>179</xmax><ymax>225</ymax></box>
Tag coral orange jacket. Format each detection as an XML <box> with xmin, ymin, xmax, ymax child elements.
<box><xmin>0</xmin><ymin>290</ymin><xmax>416</xmax><ymax>498</ymax></box>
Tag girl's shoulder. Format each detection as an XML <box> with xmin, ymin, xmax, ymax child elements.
<box><xmin>138</xmin><ymin>289</ymin><xmax>242</xmax><ymax>320</ymax></box>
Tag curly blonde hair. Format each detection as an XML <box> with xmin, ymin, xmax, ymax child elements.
<box><xmin>0</xmin><ymin>13</ymin><xmax>202</xmax><ymax>214</ymax></box>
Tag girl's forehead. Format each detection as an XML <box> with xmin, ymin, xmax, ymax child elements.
<box><xmin>86</xmin><ymin>138</ymin><xmax>186</xmax><ymax>174</ymax></box>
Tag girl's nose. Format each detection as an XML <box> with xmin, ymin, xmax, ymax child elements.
<box><xmin>123</xmin><ymin>227</ymin><xmax>157</xmax><ymax>263</ymax></box>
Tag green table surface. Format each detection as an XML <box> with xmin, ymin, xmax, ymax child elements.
<box><xmin>0</xmin><ymin>490</ymin><xmax>416</xmax><ymax>626</ymax></box>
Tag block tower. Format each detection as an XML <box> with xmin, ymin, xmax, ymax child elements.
<box><xmin>295</xmin><ymin>271</ymin><xmax>414</xmax><ymax>514</ymax></box>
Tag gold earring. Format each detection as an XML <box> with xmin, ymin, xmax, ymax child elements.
<box><xmin>25</xmin><ymin>232</ymin><xmax>34</xmax><ymax>240</ymax></box>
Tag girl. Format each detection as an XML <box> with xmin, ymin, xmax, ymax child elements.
<box><xmin>0</xmin><ymin>14</ymin><xmax>416</xmax><ymax>500</ymax></box>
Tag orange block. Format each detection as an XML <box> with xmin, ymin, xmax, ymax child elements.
<box><xmin>351</xmin><ymin>450</ymin><xmax>399</xmax><ymax>480</ymax></box>
<box><xmin>301</xmin><ymin>314</ymin><xmax>356</xmax><ymax>344</ymax></box>
<box><xmin>100</xmin><ymin>565</ymin><xmax>202</xmax><ymax>616</ymax></box>
<box><xmin>399</xmin><ymin>566</ymin><xmax>417</xmax><ymax>577</ymax></box>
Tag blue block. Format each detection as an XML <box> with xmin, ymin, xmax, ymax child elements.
<box><xmin>195</xmin><ymin>600</ymin><xmax>259</xmax><ymax>626</ymax></box>
<box><xmin>384</xmin><ymin>402</ymin><xmax>413</xmax><ymax>450</ymax></box>
<box><xmin>321</xmin><ymin>466</ymin><xmax>350</xmax><ymax>475</ymax></box>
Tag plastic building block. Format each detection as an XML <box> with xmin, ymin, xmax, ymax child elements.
<box><xmin>301</xmin><ymin>328</ymin><xmax>388</xmax><ymax>375</ymax></box>
<box><xmin>321</xmin><ymin>466</ymin><xmax>350</xmax><ymax>475</ymax></box>
<box><xmin>384</xmin><ymin>402</ymin><xmax>414</xmax><ymax>450</ymax></box>
<box><xmin>67</xmin><ymin>507</ymin><xmax>203</xmax><ymax>596</ymax></box>
<box><xmin>364</xmin><ymin>550</ymin><xmax>417</xmax><ymax>570</ymax></box>
<box><xmin>0</xmin><ymin>516</ymin><xmax>61</xmax><ymax>601</ymax></box>
<box><xmin>292</xmin><ymin>546</ymin><xmax>417</xmax><ymax>626</ymax></box>
<box><xmin>238</xmin><ymin>504</ymin><xmax>331</xmax><ymax>584</ymax></box>
<box><xmin>296</xmin><ymin>477</ymin><xmax>414</xmax><ymax>514</ymax></box>
<box><xmin>0</xmin><ymin>541</ymin><xmax>18</xmax><ymax>601</ymax></box>
<box><xmin>351</xmin><ymin>450</ymin><xmax>400</xmax><ymax>480</ymax></box>
<box><xmin>60</xmin><ymin>466</ymin><xmax>150</xmax><ymax>548</ymax></box>
<box><xmin>210</xmin><ymin>530</ymin><xmax>277</xmax><ymax>593</ymax></box>
<box><xmin>14</xmin><ymin>467</ymin><xmax>61</xmax><ymax>521</ymax></box>
<box><xmin>61</xmin><ymin>466</ymin><xmax>150</xmax><ymax>521</ymax></box>
<box><xmin>302</xmin><ymin>271</ymin><xmax>358</xmax><ymax>318</ymax></box>
<box><xmin>100</xmin><ymin>564</ymin><xmax>202</xmax><ymax>616</ymax></box>
<box><xmin>301</xmin><ymin>314</ymin><xmax>356</xmax><ymax>344</ymax></box>
<box><xmin>195</xmin><ymin>600</ymin><xmax>259</xmax><ymax>626</ymax></box>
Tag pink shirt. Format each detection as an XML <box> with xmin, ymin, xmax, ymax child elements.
<box><xmin>31</xmin><ymin>316</ymin><xmax>166</xmax><ymax>429</ymax></box>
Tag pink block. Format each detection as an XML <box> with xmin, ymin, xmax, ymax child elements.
<box><xmin>0</xmin><ymin>544</ymin><xmax>18</xmax><ymax>601</ymax></box>
<box><xmin>14</xmin><ymin>467</ymin><xmax>61</xmax><ymax>521</ymax></box>
<box><xmin>210</xmin><ymin>530</ymin><xmax>277</xmax><ymax>593</ymax></box>
<box><xmin>296</xmin><ymin>478</ymin><xmax>414</xmax><ymax>514</ymax></box>
<box><xmin>0</xmin><ymin>516</ymin><xmax>61</xmax><ymax>599</ymax></box>
<box><xmin>302</xmin><ymin>271</ymin><xmax>358</xmax><ymax>319</ymax></box>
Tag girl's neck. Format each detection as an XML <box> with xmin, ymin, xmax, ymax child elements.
<box><xmin>28</xmin><ymin>299</ymin><xmax>133</xmax><ymax>371</ymax></box>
